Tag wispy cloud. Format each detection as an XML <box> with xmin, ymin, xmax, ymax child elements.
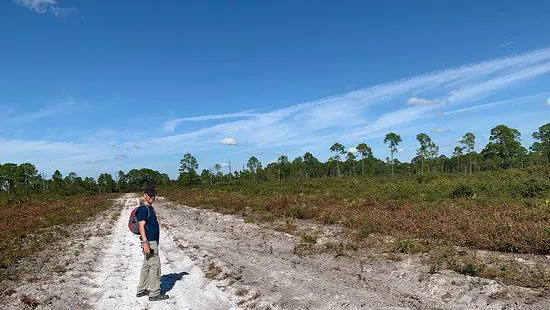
<box><xmin>8</xmin><ymin>96</ymin><xmax>77</xmax><ymax>123</ymax></box>
<box><xmin>0</xmin><ymin>106</ymin><xmax>15</xmax><ymax>116</ymax></box>
<box><xmin>86</xmin><ymin>154</ymin><xmax>127</xmax><ymax>165</ymax></box>
<box><xmin>17</xmin><ymin>104</ymin><xmax>72</xmax><ymax>121</ymax></box>
<box><xmin>547</xmin><ymin>97</ymin><xmax>550</xmax><ymax>106</ymax></box>
<box><xmin>447</xmin><ymin>63</ymin><xmax>550</xmax><ymax>103</ymax></box>
<box><xmin>443</xmin><ymin>93</ymin><xmax>549</xmax><ymax>116</ymax></box>
<box><xmin>431</xmin><ymin>127</ymin><xmax>450</xmax><ymax>133</ymax></box>
<box><xmin>153</xmin><ymin>49</ymin><xmax>550</xmax><ymax>152</ymax></box>
<box><xmin>5</xmin><ymin>48</ymin><xmax>550</xmax><ymax>177</ymax></box>
<box><xmin>497</xmin><ymin>41</ymin><xmax>517</xmax><ymax>48</ymax></box>
<box><xmin>15</xmin><ymin>0</ymin><xmax>55</xmax><ymax>13</ymax></box>
<box><xmin>140</xmin><ymin>48</ymin><xmax>550</xmax><ymax>157</ymax></box>
<box><xmin>0</xmin><ymin>138</ymin><xmax>102</xmax><ymax>174</ymax></box>
<box><xmin>15</xmin><ymin>0</ymin><xmax>78</xmax><ymax>17</ymax></box>
<box><xmin>114</xmin><ymin>154</ymin><xmax>127</xmax><ymax>160</ymax></box>
<box><xmin>220</xmin><ymin>137</ymin><xmax>238</xmax><ymax>145</ymax></box>
<box><xmin>407</xmin><ymin>97</ymin><xmax>442</xmax><ymax>106</ymax></box>
<box><xmin>163</xmin><ymin>110</ymin><xmax>257</xmax><ymax>132</ymax></box>
<box><xmin>0</xmin><ymin>138</ymin><xmax>85</xmax><ymax>155</ymax></box>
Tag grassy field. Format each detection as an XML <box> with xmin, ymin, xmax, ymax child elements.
<box><xmin>212</xmin><ymin>167</ymin><xmax>549</xmax><ymax>202</ymax></box>
<box><xmin>163</xmin><ymin>167</ymin><xmax>550</xmax><ymax>255</ymax></box>
<box><xmin>0</xmin><ymin>194</ymin><xmax>116</xmax><ymax>281</ymax></box>
<box><xmin>165</xmin><ymin>188</ymin><xmax>550</xmax><ymax>254</ymax></box>
<box><xmin>163</xmin><ymin>168</ymin><xmax>550</xmax><ymax>287</ymax></box>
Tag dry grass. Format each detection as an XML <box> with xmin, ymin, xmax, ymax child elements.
<box><xmin>1</xmin><ymin>288</ymin><xmax>16</xmax><ymax>297</ymax></box>
<box><xmin>204</xmin><ymin>262</ymin><xmax>222</xmax><ymax>279</ymax></box>
<box><xmin>20</xmin><ymin>294</ymin><xmax>39</xmax><ymax>308</ymax></box>
<box><xmin>163</xmin><ymin>189</ymin><xmax>550</xmax><ymax>255</ymax></box>
<box><xmin>163</xmin><ymin>186</ymin><xmax>550</xmax><ymax>288</ymax></box>
<box><xmin>235</xmin><ymin>287</ymin><xmax>249</xmax><ymax>296</ymax></box>
<box><xmin>0</xmin><ymin>194</ymin><xmax>115</xmax><ymax>281</ymax></box>
<box><xmin>428</xmin><ymin>246</ymin><xmax>550</xmax><ymax>288</ymax></box>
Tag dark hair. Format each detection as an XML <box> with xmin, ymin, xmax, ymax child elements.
<box><xmin>144</xmin><ymin>186</ymin><xmax>157</xmax><ymax>197</ymax></box>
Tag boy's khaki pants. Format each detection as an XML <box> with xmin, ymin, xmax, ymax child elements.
<box><xmin>137</xmin><ymin>241</ymin><xmax>161</xmax><ymax>297</ymax></box>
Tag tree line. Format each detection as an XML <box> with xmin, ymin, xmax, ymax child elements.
<box><xmin>178</xmin><ymin>123</ymin><xmax>549</xmax><ymax>185</ymax></box>
<box><xmin>0</xmin><ymin>166</ymin><xmax>170</xmax><ymax>203</ymax></box>
<box><xmin>1</xmin><ymin>123</ymin><xmax>548</xmax><ymax>202</ymax></box>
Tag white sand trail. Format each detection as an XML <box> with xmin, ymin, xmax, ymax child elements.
<box><xmin>87</xmin><ymin>195</ymin><xmax>240</xmax><ymax>310</ymax></box>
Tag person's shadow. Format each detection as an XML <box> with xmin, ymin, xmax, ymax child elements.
<box><xmin>160</xmin><ymin>272</ymin><xmax>188</xmax><ymax>293</ymax></box>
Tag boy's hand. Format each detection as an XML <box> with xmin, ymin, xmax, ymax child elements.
<box><xmin>143</xmin><ymin>242</ymin><xmax>151</xmax><ymax>255</ymax></box>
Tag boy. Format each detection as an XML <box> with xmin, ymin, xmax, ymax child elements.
<box><xmin>135</xmin><ymin>186</ymin><xmax>169</xmax><ymax>301</ymax></box>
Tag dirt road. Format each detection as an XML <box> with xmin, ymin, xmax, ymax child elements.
<box><xmin>1</xmin><ymin>194</ymin><xmax>548</xmax><ymax>309</ymax></box>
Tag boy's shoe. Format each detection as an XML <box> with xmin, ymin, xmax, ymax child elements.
<box><xmin>149</xmin><ymin>294</ymin><xmax>169</xmax><ymax>301</ymax></box>
<box><xmin>136</xmin><ymin>290</ymin><xmax>149</xmax><ymax>297</ymax></box>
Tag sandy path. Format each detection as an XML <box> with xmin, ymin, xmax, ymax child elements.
<box><xmin>86</xmin><ymin>195</ymin><xmax>240</xmax><ymax>310</ymax></box>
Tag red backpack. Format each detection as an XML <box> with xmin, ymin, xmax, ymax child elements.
<box><xmin>128</xmin><ymin>205</ymin><xmax>150</xmax><ymax>235</ymax></box>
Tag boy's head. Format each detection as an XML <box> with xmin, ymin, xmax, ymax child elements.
<box><xmin>144</xmin><ymin>186</ymin><xmax>156</xmax><ymax>204</ymax></box>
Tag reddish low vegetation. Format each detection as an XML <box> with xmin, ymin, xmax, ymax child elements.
<box><xmin>164</xmin><ymin>189</ymin><xmax>550</xmax><ymax>255</ymax></box>
<box><xmin>0</xmin><ymin>194</ymin><xmax>115</xmax><ymax>280</ymax></box>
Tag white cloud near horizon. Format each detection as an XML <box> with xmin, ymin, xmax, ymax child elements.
<box><xmin>0</xmin><ymin>138</ymin><xmax>102</xmax><ymax>175</ymax></box>
<box><xmin>220</xmin><ymin>137</ymin><xmax>238</xmax><ymax>145</ymax></box>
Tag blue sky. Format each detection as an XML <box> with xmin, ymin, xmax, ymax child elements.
<box><xmin>1</xmin><ymin>0</ymin><xmax>549</xmax><ymax>179</ymax></box>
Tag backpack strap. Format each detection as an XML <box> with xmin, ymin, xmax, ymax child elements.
<box><xmin>139</xmin><ymin>204</ymin><xmax>151</xmax><ymax>222</ymax></box>
<box><xmin>146</xmin><ymin>205</ymin><xmax>150</xmax><ymax>221</ymax></box>
<box><xmin>137</xmin><ymin>205</ymin><xmax>152</xmax><ymax>240</ymax></box>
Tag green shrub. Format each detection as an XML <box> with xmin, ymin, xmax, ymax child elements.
<box><xmin>520</xmin><ymin>177</ymin><xmax>550</xmax><ymax>198</ymax></box>
<box><xmin>450</xmin><ymin>184</ymin><xmax>474</xmax><ymax>198</ymax></box>
<box><xmin>458</xmin><ymin>261</ymin><xmax>481</xmax><ymax>276</ymax></box>
<box><xmin>286</xmin><ymin>205</ymin><xmax>314</xmax><ymax>219</ymax></box>
<box><xmin>301</xmin><ymin>234</ymin><xmax>317</xmax><ymax>244</ymax></box>
<box><xmin>359</xmin><ymin>225</ymin><xmax>374</xmax><ymax>237</ymax></box>
<box><xmin>322</xmin><ymin>212</ymin><xmax>337</xmax><ymax>225</ymax></box>
<box><xmin>394</xmin><ymin>237</ymin><xmax>420</xmax><ymax>253</ymax></box>
<box><xmin>415</xmin><ymin>173</ymin><xmax>436</xmax><ymax>184</ymax></box>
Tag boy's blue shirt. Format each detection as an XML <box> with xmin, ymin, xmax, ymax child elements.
<box><xmin>135</xmin><ymin>204</ymin><xmax>160</xmax><ymax>243</ymax></box>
